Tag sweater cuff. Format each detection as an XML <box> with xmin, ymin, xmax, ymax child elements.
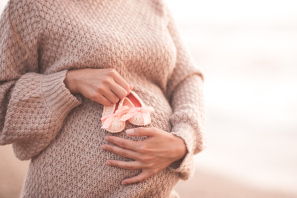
<box><xmin>169</xmin><ymin>123</ymin><xmax>196</xmax><ymax>180</ymax></box>
<box><xmin>41</xmin><ymin>70</ymin><xmax>82</xmax><ymax>119</ymax></box>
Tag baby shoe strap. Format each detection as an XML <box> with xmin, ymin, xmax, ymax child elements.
<box><xmin>119</xmin><ymin>106</ymin><xmax>154</xmax><ymax>122</ymax></box>
<box><xmin>101</xmin><ymin>106</ymin><xmax>130</xmax><ymax>129</ymax></box>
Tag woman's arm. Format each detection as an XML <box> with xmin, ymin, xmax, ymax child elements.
<box><xmin>0</xmin><ymin>0</ymin><xmax>82</xmax><ymax>160</ymax></box>
<box><xmin>167</xmin><ymin>75</ymin><xmax>206</xmax><ymax>180</ymax></box>
<box><xmin>162</xmin><ymin>1</ymin><xmax>206</xmax><ymax>180</ymax></box>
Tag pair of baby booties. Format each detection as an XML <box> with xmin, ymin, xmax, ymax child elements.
<box><xmin>100</xmin><ymin>90</ymin><xmax>155</xmax><ymax>133</ymax></box>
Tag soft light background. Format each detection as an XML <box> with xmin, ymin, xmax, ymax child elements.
<box><xmin>1</xmin><ymin>0</ymin><xmax>297</xmax><ymax>197</ymax></box>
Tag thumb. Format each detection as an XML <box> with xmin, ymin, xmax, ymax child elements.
<box><xmin>126</xmin><ymin>84</ymin><xmax>133</xmax><ymax>95</ymax></box>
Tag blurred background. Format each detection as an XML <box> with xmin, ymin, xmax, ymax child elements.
<box><xmin>1</xmin><ymin>0</ymin><xmax>297</xmax><ymax>197</ymax></box>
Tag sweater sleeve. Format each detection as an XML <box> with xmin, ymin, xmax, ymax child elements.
<box><xmin>163</xmin><ymin>2</ymin><xmax>207</xmax><ymax>180</ymax></box>
<box><xmin>0</xmin><ymin>0</ymin><xmax>82</xmax><ymax>160</ymax></box>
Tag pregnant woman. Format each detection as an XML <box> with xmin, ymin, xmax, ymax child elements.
<box><xmin>0</xmin><ymin>0</ymin><xmax>206</xmax><ymax>197</ymax></box>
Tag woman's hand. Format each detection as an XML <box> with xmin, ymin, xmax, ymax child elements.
<box><xmin>102</xmin><ymin>127</ymin><xmax>187</xmax><ymax>185</ymax></box>
<box><xmin>63</xmin><ymin>68</ymin><xmax>133</xmax><ymax>106</ymax></box>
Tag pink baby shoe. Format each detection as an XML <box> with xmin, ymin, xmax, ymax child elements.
<box><xmin>100</xmin><ymin>98</ymin><xmax>130</xmax><ymax>133</ymax></box>
<box><xmin>119</xmin><ymin>90</ymin><xmax>154</xmax><ymax>126</ymax></box>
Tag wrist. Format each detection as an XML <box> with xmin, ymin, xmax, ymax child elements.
<box><xmin>64</xmin><ymin>70</ymin><xmax>79</xmax><ymax>95</ymax></box>
<box><xmin>168</xmin><ymin>135</ymin><xmax>187</xmax><ymax>169</ymax></box>
<box><xmin>172</xmin><ymin>134</ymin><xmax>187</xmax><ymax>161</ymax></box>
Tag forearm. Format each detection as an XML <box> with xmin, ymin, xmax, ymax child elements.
<box><xmin>0</xmin><ymin>71</ymin><xmax>82</xmax><ymax>160</ymax></box>
<box><xmin>168</xmin><ymin>74</ymin><xmax>206</xmax><ymax>179</ymax></box>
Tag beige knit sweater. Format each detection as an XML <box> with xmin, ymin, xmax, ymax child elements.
<box><xmin>0</xmin><ymin>0</ymin><xmax>206</xmax><ymax>197</ymax></box>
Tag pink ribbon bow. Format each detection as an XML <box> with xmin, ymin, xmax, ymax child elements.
<box><xmin>101</xmin><ymin>105</ymin><xmax>130</xmax><ymax>129</ymax></box>
<box><xmin>119</xmin><ymin>106</ymin><xmax>154</xmax><ymax>124</ymax></box>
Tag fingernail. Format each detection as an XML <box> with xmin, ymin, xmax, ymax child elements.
<box><xmin>105</xmin><ymin>136</ymin><xmax>110</xmax><ymax>141</ymax></box>
<box><xmin>106</xmin><ymin>161</ymin><xmax>111</xmax><ymax>165</ymax></box>
<box><xmin>122</xmin><ymin>181</ymin><xmax>127</xmax><ymax>185</ymax></box>
<box><xmin>102</xmin><ymin>145</ymin><xmax>107</xmax><ymax>149</ymax></box>
<box><xmin>126</xmin><ymin>128</ymin><xmax>134</xmax><ymax>135</ymax></box>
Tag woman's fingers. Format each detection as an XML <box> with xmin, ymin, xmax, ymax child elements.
<box><xmin>106</xmin><ymin>160</ymin><xmax>141</xmax><ymax>170</ymax></box>
<box><xmin>90</xmin><ymin>92</ymin><xmax>113</xmax><ymax>106</ymax></box>
<box><xmin>126</xmin><ymin>127</ymin><xmax>158</xmax><ymax>137</ymax></box>
<box><xmin>108</xmin><ymin>69</ymin><xmax>131</xmax><ymax>96</ymax></box>
<box><xmin>103</xmin><ymin>127</ymin><xmax>187</xmax><ymax>185</ymax></box>
<box><xmin>129</xmin><ymin>84</ymin><xmax>134</xmax><ymax>90</ymax></box>
<box><xmin>68</xmin><ymin>68</ymin><xmax>133</xmax><ymax>105</ymax></box>
<box><xmin>105</xmin><ymin>136</ymin><xmax>141</xmax><ymax>152</ymax></box>
<box><xmin>104</xmin><ymin>70</ymin><xmax>134</xmax><ymax>102</ymax></box>
<box><xmin>102</xmin><ymin>144</ymin><xmax>141</xmax><ymax>160</ymax></box>
<box><xmin>121</xmin><ymin>169</ymin><xmax>156</xmax><ymax>185</ymax></box>
<box><xmin>108</xmin><ymin>78</ymin><xmax>129</xmax><ymax>99</ymax></box>
<box><xmin>100</xmin><ymin>87</ymin><xmax>120</xmax><ymax>104</ymax></box>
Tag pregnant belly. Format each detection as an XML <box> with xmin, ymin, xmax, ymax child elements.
<box><xmin>26</xmin><ymin>85</ymin><xmax>177</xmax><ymax>197</ymax></box>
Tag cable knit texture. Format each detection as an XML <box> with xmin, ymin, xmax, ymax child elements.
<box><xmin>0</xmin><ymin>0</ymin><xmax>206</xmax><ymax>197</ymax></box>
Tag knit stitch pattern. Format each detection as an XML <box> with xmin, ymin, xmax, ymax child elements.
<box><xmin>0</xmin><ymin>0</ymin><xmax>206</xmax><ymax>197</ymax></box>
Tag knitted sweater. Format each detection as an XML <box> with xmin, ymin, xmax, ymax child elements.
<box><xmin>0</xmin><ymin>0</ymin><xmax>206</xmax><ymax>197</ymax></box>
